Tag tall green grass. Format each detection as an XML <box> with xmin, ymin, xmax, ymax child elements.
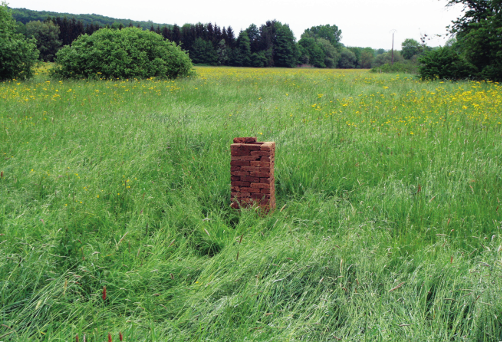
<box><xmin>0</xmin><ymin>67</ymin><xmax>501</xmax><ymax>340</ymax></box>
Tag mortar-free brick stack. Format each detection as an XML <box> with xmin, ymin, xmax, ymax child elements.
<box><xmin>231</xmin><ymin>137</ymin><xmax>276</xmax><ymax>211</ymax></box>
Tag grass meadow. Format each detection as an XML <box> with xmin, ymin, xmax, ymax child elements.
<box><xmin>1</xmin><ymin>65</ymin><xmax>502</xmax><ymax>341</ymax></box>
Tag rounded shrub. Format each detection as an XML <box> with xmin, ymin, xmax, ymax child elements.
<box><xmin>52</xmin><ymin>27</ymin><xmax>194</xmax><ymax>79</ymax></box>
<box><xmin>0</xmin><ymin>3</ymin><xmax>39</xmax><ymax>80</ymax></box>
<box><xmin>418</xmin><ymin>46</ymin><xmax>476</xmax><ymax>81</ymax></box>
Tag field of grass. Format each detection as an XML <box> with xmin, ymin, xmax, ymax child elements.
<box><xmin>1</xmin><ymin>65</ymin><xmax>502</xmax><ymax>341</ymax></box>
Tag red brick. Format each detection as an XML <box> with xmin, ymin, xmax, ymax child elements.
<box><xmin>250</xmin><ymin>161</ymin><xmax>271</xmax><ymax>167</ymax></box>
<box><xmin>231</xmin><ymin>155</ymin><xmax>260</xmax><ymax>161</ymax></box>
<box><xmin>241</xmin><ymin>166</ymin><xmax>261</xmax><ymax>172</ymax></box>
<box><xmin>231</xmin><ymin>176</ymin><xmax>241</xmax><ymax>181</ymax></box>
<box><xmin>250</xmin><ymin>183</ymin><xmax>270</xmax><ymax>189</ymax></box>
<box><xmin>231</xmin><ymin>160</ymin><xmax>250</xmax><ymax>167</ymax></box>
<box><xmin>250</xmin><ymin>172</ymin><xmax>271</xmax><ymax>178</ymax></box>
<box><xmin>231</xmin><ymin>150</ymin><xmax>251</xmax><ymax>156</ymax></box>
<box><xmin>241</xmin><ymin>187</ymin><xmax>262</xmax><ymax>193</ymax></box>
<box><xmin>231</xmin><ymin>186</ymin><xmax>240</xmax><ymax>192</ymax></box>
<box><xmin>231</xmin><ymin>166</ymin><xmax>241</xmax><ymax>172</ymax></box>
<box><xmin>259</xmin><ymin>177</ymin><xmax>274</xmax><ymax>184</ymax></box>
<box><xmin>240</xmin><ymin>176</ymin><xmax>260</xmax><ymax>182</ymax></box>
<box><xmin>233</xmin><ymin>137</ymin><xmax>257</xmax><ymax>143</ymax></box>
<box><xmin>232</xmin><ymin>181</ymin><xmax>250</xmax><ymax>187</ymax></box>
<box><xmin>260</xmin><ymin>142</ymin><xmax>275</xmax><ymax>151</ymax></box>
<box><xmin>261</xmin><ymin>188</ymin><xmax>271</xmax><ymax>194</ymax></box>
<box><xmin>250</xmin><ymin>151</ymin><xmax>270</xmax><ymax>156</ymax></box>
<box><xmin>240</xmin><ymin>145</ymin><xmax>262</xmax><ymax>151</ymax></box>
<box><xmin>231</xmin><ymin>171</ymin><xmax>249</xmax><ymax>177</ymax></box>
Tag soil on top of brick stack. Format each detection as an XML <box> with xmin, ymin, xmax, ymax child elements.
<box><xmin>231</xmin><ymin>137</ymin><xmax>275</xmax><ymax>211</ymax></box>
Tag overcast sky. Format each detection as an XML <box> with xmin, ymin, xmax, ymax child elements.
<box><xmin>7</xmin><ymin>0</ymin><xmax>464</xmax><ymax>49</ymax></box>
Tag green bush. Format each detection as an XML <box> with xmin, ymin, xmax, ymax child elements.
<box><xmin>52</xmin><ymin>27</ymin><xmax>194</xmax><ymax>79</ymax></box>
<box><xmin>370</xmin><ymin>61</ymin><xmax>418</xmax><ymax>74</ymax></box>
<box><xmin>0</xmin><ymin>3</ymin><xmax>39</xmax><ymax>80</ymax></box>
<box><xmin>418</xmin><ymin>46</ymin><xmax>476</xmax><ymax>80</ymax></box>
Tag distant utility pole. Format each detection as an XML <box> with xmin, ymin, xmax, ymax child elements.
<box><xmin>390</xmin><ymin>29</ymin><xmax>397</xmax><ymax>65</ymax></box>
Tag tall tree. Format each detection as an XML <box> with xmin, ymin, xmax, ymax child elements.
<box><xmin>446</xmin><ymin>0</ymin><xmax>502</xmax><ymax>80</ymax></box>
<box><xmin>232</xmin><ymin>30</ymin><xmax>252</xmax><ymax>66</ymax></box>
<box><xmin>302</xmin><ymin>24</ymin><xmax>342</xmax><ymax>48</ymax></box>
<box><xmin>0</xmin><ymin>2</ymin><xmax>38</xmax><ymax>80</ymax></box>
<box><xmin>273</xmin><ymin>23</ymin><xmax>298</xmax><ymax>67</ymax></box>
<box><xmin>26</xmin><ymin>20</ymin><xmax>62</xmax><ymax>61</ymax></box>
<box><xmin>401</xmin><ymin>38</ymin><xmax>421</xmax><ymax>59</ymax></box>
<box><xmin>298</xmin><ymin>37</ymin><xmax>325</xmax><ymax>67</ymax></box>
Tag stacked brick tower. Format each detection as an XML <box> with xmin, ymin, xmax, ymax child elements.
<box><xmin>230</xmin><ymin>137</ymin><xmax>276</xmax><ymax>211</ymax></box>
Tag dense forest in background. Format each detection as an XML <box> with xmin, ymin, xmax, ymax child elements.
<box><xmin>10</xmin><ymin>7</ymin><xmax>427</xmax><ymax>70</ymax></box>
<box><xmin>10</xmin><ymin>7</ymin><xmax>168</xmax><ymax>30</ymax></box>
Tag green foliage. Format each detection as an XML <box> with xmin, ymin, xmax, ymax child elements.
<box><xmin>298</xmin><ymin>37</ymin><xmax>325</xmax><ymax>67</ymax></box>
<box><xmin>26</xmin><ymin>20</ymin><xmax>61</xmax><ymax>62</ymax></box>
<box><xmin>10</xmin><ymin>6</ymin><xmax>169</xmax><ymax>31</ymax></box>
<box><xmin>0</xmin><ymin>2</ymin><xmax>38</xmax><ymax>80</ymax></box>
<box><xmin>418</xmin><ymin>46</ymin><xmax>476</xmax><ymax>80</ymax></box>
<box><xmin>232</xmin><ymin>31</ymin><xmax>252</xmax><ymax>67</ymax></box>
<box><xmin>441</xmin><ymin>0</ymin><xmax>502</xmax><ymax>81</ymax></box>
<box><xmin>52</xmin><ymin>27</ymin><xmax>193</xmax><ymax>79</ymax></box>
<box><xmin>191</xmin><ymin>37</ymin><xmax>217</xmax><ymax>65</ymax></box>
<box><xmin>372</xmin><ymin>51</ymin><xmax>404</xmax><ymax>67</ymax></box>
<box><xmin>337</xmin><ymin>48</ymin><xmax>357</xmax><ymax>68</ymax></box>
<box><xmin>370</xmin><ymin>61</ymin><xmax>418</xmax><ymax>74</ymax></box>
<box><xmin>359</xmin><ymin>47</ymin><xmax>375</xmax><ymax>68</ymax></box>
<box><xmin>301</xmin><ymin>24</ymin><xmax>342</xmax><ymax>47</ymax></box>
<box><xmin>273</xmin><ymin>24</ymin><xmax>298</xmax><ymax>68</ymax></box>
<box><xmin>401</xmin><ymin>38</ymin><xmax>422</xmax><ymax>60</ymax></box>
<box><xmin>317</xmin><ymin>38</ymin><xmax>340</xmax><ymax>68</ymax></box>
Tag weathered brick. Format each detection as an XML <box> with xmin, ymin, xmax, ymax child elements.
<box><xmin>240</xmin><ymin>176</ymin><xmax>260</xmax><ymax>183</ymax></box>
<box><xmin>232</xmin><ymin>181</ymin><xmax>251</xmax><ymax>187</ymax></box>
<box><xmin>231</xmin><ymin>138</ymin><xmax>275</xmax><ymax>211</ymax></box>
<box><xmin>231</xmin><ymin>160</ymin><xmax>250</xmax><ymax>167</ymax></box>
<box><xmin>231</xmin><ymin>150</ymin><xmax>251</xmax><ymax>156</ymax></box>
<box><xmin>250</xmin><ymin>161</ymin><xmax>271</xmax><ymax>167</ymax></box>
<box><xmin>231</xmin><ymin>171</ymin><xmax>249</xmax><ymax>177</ymax></box>
<box><xmin>250</xmin><ymin>182</ymin><xmax>270</xmax><ymax>189</ymax></box>
<box><xmin>241</xmin><ymin>166</ymin><xmax>261</xmax><ymax>172</ymax></box>
<box><xmin>260</xmin><ymin>142</ymin><xmax>275</xmax><ymax>151</ymax></box>
<box><xmin>231</xmin><ymin>155</ymin><xmax>261</xmax><ymax>161</ymax></box>
<box><xmin>233</xmin><ymin>137</ymin><xmax>257</xmax><ymax>143</ymax></box>
<box><xmin>241</xmin><ymin>187</ymin><xmax>262</xmax><ymax>193</ymax></box>
<box><xmin>250</xmin><ymin>171</ymin><xmax>270</xmax><ymax>178</ymax></box>
<box><xmin>250</xmin><ymin>151</ymin><xmax>270</xmax><ymax>156</ymax></box>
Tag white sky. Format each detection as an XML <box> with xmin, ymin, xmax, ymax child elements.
<box><xmin>6</xmin><ymin>0</ymin><xmax>464</xmax><ymax>50</ymax></box>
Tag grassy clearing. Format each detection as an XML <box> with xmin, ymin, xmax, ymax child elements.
<box><xmin>1</xmin><ymin>66</ymin><xmax>502</xmax><ymax>341</ymax></box>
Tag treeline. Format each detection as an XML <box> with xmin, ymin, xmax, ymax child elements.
<box><xmin>10</xmin><ymin>7</ymin><xmax>167</xmax><ymax>30</ymax></box>
<box><xmin>12</xmin><ymin>7</ymin><xmax>429</xmax><ymax>69</ymax></box>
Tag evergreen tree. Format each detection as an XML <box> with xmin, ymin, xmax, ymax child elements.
<box><xmin>246</xmin><ymin>24</ymin><xmax>260</xmax><ymax>53</ymax></box>
<box><xmin>216</xmin><ymin>38</ymin><xmax>229</xmax><ymax>65</ymax></box>
<box><xmin>232</xmin><ymin>30</ymin><xmax>251</xmax><ymax>66</ymax></box>
<box><xmin>226</xmin><ymin>26</ymin><xmax>236</xmax><ymax>48</ymax></box>
<box><xmin>273</xmin><ymin>24</ymin><xmax>298</xmax><ymax>67</ymax></box>
<box><xmin>171</xmin><ymin>24</ymin><xmax>181</xmax><ymax>44</ymax></box>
